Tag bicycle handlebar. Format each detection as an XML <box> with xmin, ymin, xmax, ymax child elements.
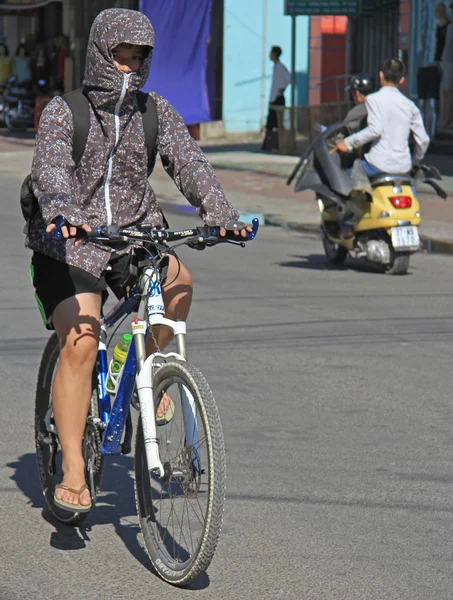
<box><xmin>54</xmin><ymin>217</ymin><xmax>259</xmax><ymax>247</ymax></box>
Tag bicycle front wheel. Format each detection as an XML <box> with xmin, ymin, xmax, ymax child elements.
<box><xmin>134</xmin><ymin>360</ymin><xmax>226</xmax><ymax>586</ymax></box>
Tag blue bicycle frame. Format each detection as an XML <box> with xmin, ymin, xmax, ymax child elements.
<box><xmin>94</xmin><ymin>265</ymin><xmax>189</xmax><ymax>471</ymax></box>
<box><xmin>96</xmin><ymin>296</ymin><xmax>140</xmax><ymax>455</ymax></box>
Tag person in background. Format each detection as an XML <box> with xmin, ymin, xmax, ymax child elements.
<box><xmin>0</xmin><ymin>43</ymin><xmax>12</xmax><ymax>87</ymax></box>
<box><xmin>261</xmin><ymin>45</ymin><xmax>292</xmax><ymax>151</ymax></box>
<box><xmin>435</xmin><ymin>2</ymin><xmax>450</xmax><ymax>63</ymax></box>
<box><xmin>30</xmin><ymin>45</ymin><xmax>51</xmax><ymax>85</ymax></box>
<box><xmin>438</xmin><ymin>3</ymin><xmax>453</xmax><ymax>127</ymax></box>
<box><xmin>13</xmin><ymin>44</ymin><xmax>31</xmax><ymax>84</ymax></box>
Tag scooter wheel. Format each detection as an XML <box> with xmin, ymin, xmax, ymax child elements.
<box><xmin>5</xmin><ymin>108</ymin><xmax>28</xmax><ymax>133</ymax></box>
<box><xmin>386</xmin><ymin>252</ymin><xmax>410</xmax><ymax>275</ymax></box>
<box><xmin>322</xmin><ymin>235</ymin><xmax>348</xmax><ymax>265</ymax></box>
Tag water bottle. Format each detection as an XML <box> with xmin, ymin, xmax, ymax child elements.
<box><xmin>106</xmin><ymin>333</ymin><xmax>132</xmax><ymax>394</ymax></box>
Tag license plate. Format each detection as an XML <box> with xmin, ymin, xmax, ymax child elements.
<box><xmin>391</xmin><ymin>226</ymin><xmax>420</xmax><ymax>250</ymax></box>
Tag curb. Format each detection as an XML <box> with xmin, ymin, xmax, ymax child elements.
<box><xmin>160</xmin><ymin>199</ymin><xmax>453</xmax><ymax>257</ymax></box>
<box><xmin>263</xmin><ymin>214</ymin><xmax>453</xmax><ymax>256</ymax></box>
<box><xmin>207</xmin><ymin>160</ymin><xmax>293</xmax><ymax>179</ymax></box>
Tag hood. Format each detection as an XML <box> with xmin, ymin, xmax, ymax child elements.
<box><xmin>83</xmin><ymin>8</ymin><xmax>154</xmax><ymax>101</ymax></box>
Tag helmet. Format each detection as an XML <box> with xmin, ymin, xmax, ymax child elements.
<box><xmin>346</xmin><ymin>73</ymin><xmax>375</xmax><ymax>95</ymax></box>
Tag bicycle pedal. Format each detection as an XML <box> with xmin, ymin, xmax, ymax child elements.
<box><xmin>121</xmin><ymin>441</ymin><xmax>132</xmax><ymax>455</ymax></box>
<box><xmin>131</xmin><ymin>392</ymin><xmax>140</xmax><ymax>410</ymax></box>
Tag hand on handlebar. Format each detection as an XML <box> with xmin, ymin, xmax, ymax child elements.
<box><xmin>219</xmin><ymin>224</ymin><xmax>253</xmax><ymax>239</ymax></box>
<box><xmin>330</xmin><ymin>140</ymin><xmax>349</xmax><ymax>155</ymax></box>
<box><xmin>46</xmin><ymin>218</ymin><xmax>92</xmax><ymax>247</ymax></box>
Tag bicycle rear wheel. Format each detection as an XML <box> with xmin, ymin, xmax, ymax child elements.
<box><xmin>134</xmin><ymin>360</ymin><xmax>226</xmax><ymax>586</ymax></box>
<box><xmin>34</xmin><ymin>332</ymin><xmax>103</xmax><ymax>525</ymax></box>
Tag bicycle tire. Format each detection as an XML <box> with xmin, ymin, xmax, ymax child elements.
<box><xmin>134</xmin><ymin>360</ymin><xmax>226</xmax><ymax>586</ymax></box>
<box><xmin>35</xmin><ymin>332</ymin><xmax>103</xmax><ymax>525</ymax></box>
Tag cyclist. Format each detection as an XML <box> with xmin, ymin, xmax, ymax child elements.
<box><xmin>27</xmin><ymin>8</ymin><xmax>251</xmax><ymax>513</ymax></box>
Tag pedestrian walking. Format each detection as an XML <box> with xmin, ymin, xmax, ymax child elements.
<box><xmin>437</xmin><ymin>2</ymin><xmax>453</xmax><ymax>127</ymax></box>
<box><xmin>262</xmin><ymin>45</ymin><xmax>291</xmax><ymax>151</ymax></box>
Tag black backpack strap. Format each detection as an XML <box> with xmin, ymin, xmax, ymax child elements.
<box><xmin>136</xmin><ymin>90</ymin><xmax>159</xmax><ymax>176</ymax></box>
<box><xmin>62</xmin><ymin>88</ymin><xmax>91</xmax><ymax>167</ymax></box>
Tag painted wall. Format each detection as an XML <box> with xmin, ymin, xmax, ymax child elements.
<box><xmin>309</xmin><ymin>16</ymin><xmax>348</xmax><ymax>105</ymax></box>
<box><xmin>223</xmin><ymin>0</ymin><xmax>310</xmax><ymax>132</ymax></box>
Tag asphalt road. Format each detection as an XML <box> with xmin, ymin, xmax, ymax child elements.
<box><xmin>2</xmin><ymin>158</ymin><xmax>453</xmax><ymax>599</ymax></box>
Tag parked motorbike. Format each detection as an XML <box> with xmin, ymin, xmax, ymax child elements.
<box><xmin>288</xmin><ymin>122</ymin><xmax>447</xmax><ymax>275</ymax></box>
<box><xmin>3</xmin><ymin>77</ymin><xmax>35</xmax><ymax>132</ymax></box>
<box><xmin>0</xmin><ymin>86</ymin><xmax>6</xmax><ymax>127</ymax></box>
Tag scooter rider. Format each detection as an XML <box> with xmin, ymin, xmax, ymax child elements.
<box><xmin>343</xmin><ymin>73</ymin><xmax>375</xmax><ymax>133</ymax></box>
<box><xmin>330</xmin><ymin>74</ymin><xmax>375</xmax><ymax>239</ymax></box>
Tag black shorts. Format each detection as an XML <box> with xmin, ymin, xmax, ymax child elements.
<box><xmin>30</xmin><ymin>251</ymin><xmax>168</xmax><ymax>330</ymax></box>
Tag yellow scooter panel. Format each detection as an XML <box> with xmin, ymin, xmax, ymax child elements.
<box><xmin>354</xmin><ymin>184</ymin><xmax>421</xmax><ymax>231</ymax></box>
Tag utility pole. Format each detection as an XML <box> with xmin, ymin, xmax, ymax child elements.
<box><xmin>291</xmin><ymin>15</ymin><xmax>296</xmax><ymax>108</ymax></box>
<box><xmin>260</xmin><ymin>0</ymin><xmax>267</xmax><ymax>130</ymax></box>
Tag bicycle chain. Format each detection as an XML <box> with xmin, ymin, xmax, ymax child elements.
<box><xmin>84</xmin><ymin>421</ymin><xmax>103</xmax><ymax>474</ymax></box>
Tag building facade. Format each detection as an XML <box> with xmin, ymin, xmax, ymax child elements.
<box><xmin>222</xmin><ymin>0</ymin><xmax>310</xmax><ymax>132</ymax></box>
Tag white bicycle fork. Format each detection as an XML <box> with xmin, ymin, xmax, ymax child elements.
<box><xmin>133</xmin><ymin>267</ymin><xmax>200</xmax><ymax>477</ymax></box>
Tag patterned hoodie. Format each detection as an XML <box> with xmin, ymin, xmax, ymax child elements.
<box><xmin>28</xmin><ymin>8</ymin><xmax>242</xmax><ymax>278</ymax></box>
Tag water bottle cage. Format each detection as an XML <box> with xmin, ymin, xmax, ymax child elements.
<box><xmin>106</xmin><ymin>359</ymin><xmax>124</xmax><ymax>395</ymax></box>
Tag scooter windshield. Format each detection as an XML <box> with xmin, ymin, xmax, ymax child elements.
<box><xmin>292</xmin><ymin>122</ymin><xmax>354</xmax><ymax>199</ymax></box>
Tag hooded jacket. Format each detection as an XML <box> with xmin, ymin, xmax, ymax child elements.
<box><xmin>28</xmin><ymin>8</ymin><xmax>241</xmax><ymax>278</ymax></box>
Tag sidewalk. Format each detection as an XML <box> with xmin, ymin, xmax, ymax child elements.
<box><xmin>3</xmin><ymin>131</ymin><xmax>453</xmax><ymax>255</ymax></box>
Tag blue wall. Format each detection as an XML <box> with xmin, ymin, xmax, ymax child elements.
<box><xmin>223</xmin><ymin>0</ymin><xmax>310</xmax><ymax>132</ymax></box>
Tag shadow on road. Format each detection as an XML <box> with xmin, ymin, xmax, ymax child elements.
<box><xmin>7</xmin><ymin>452</ymin><xmax>210</xmax><ymax>590</ymax></box>
<box><xmin>278</xmin><ymin>254</ymin><xmax>414</xmax><ymax>275</ymax></box>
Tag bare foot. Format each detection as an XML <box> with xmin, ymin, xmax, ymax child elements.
<box><xmin>56</xmin><ymin>469</ymin><xmax>91</xmax><ymax>507</ymax></box>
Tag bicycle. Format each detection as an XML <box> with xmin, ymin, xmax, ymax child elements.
<box><xmin>34</xmin><ymin>218</ymin><xmax>259</xmax><ymax>586</ymax></box>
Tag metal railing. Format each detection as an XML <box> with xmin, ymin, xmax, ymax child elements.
<box><xmin>314</xmin><ymin>74</ymin><xmax>353</xmax><ymax>104</ymax></box>
<box><xmin>273</xmin><ymin>101</ymin><xmax>353</xmax><ymax>154</ymax></box>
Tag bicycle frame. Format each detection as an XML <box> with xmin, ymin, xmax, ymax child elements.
<box><xmin>95</xmin><ymin>262</ymin><xmax>199</xmax><ymax>478</ymax></box>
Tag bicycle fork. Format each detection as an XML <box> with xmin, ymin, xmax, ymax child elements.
<box><xmin>134</xmin><ymin>267</ymin><xmax>200</xmax><ymax>478</ymax></box>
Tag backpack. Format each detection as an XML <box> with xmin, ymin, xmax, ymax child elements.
<box><xmin>21</xmin><ymin>88</ymin><xmax>158</xmax><ymax>224</ymax></box>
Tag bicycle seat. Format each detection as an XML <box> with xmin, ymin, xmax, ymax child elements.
<box><xmin>370</xmin><ymin>173</ymin><xmax>412</xmax><ymax>187</ymax></box>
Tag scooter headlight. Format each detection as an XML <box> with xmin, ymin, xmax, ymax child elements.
<box><xmin>317</xmin><ymin>199</ymin><xmax>324</xmax><ymax>212</ymax></box>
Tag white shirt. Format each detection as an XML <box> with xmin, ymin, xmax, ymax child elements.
<box><xmin>270</xmin><ymin>61</ymin><xmax>292</xmax><ymax>103</ymax></box>
<box><xmin>344</xmin><ymin>86</ymin><xmax>430</xmax><ymax>173</ymax></box>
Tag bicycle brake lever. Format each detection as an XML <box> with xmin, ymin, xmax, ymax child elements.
<box><xmin>207</xmin><ymin>239</ymin><xmax>246</xmax><ymax>248</ymax></box>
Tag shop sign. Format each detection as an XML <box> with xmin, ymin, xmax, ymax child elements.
<box><xmin>284</xmin><ymin>0</ymin><xmax>361</xmax><ymax>16</ymax></box>
<box><xmin>0</xmin><ymin>0</ymin><xmax>54</xmax><ymax>8</ymax></box>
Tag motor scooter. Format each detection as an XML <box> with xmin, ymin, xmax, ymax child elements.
<box><xmin>3</xmin><ymin>77</ymin><xmax>35</xmax><ymax>132</ymax></box>
<box><xmin>288</xmin><ymin>123</ymin><xmax>447</xmax><ymax>275</ymax></box>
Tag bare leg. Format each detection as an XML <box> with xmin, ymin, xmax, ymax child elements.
<box><xmin>146</xmin><ymin>255</ymin><xmax>193</xmax><ymax>417</ymax></box>
<box><xmin>52</xmin><ymin>293</ymin><xmax>102</xmax><ymax>507</ymax></box>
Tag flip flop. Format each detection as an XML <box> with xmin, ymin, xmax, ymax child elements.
<box><xmin>156</xmin><ymin>396</ymin><xmax>175</xmax><ymax>426</ymax></box>
<box><xmin>54</xmin><ymin>483</ymin><xmax>92</xmax><ymax>513</ymax></box>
